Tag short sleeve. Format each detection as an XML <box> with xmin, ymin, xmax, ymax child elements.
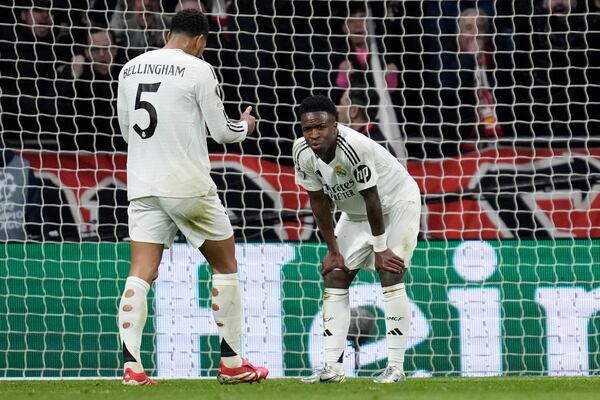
<box><xmin>351</xmin><ymin>147</ymin><xmax>379</xmax><ymax>192</ymax></box>
<box><xmin>293</xmin><ymin>141</ymin><xmax>323</xmax><ymax>191</ymax></box>
<box><xmin>295</xmin><ymin>164</ymin><xmax>323</xmax><ymax>192</ymax></box>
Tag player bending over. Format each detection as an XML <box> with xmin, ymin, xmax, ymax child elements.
<box><xmin>116</xmin><ymin>9</ymin><xmax>268</xmax><ymax>385</ymax></box>
<box><xmin>294</xmin><ymin>95</ymin><xmax>421</xmax><ymax>383</ymax></box>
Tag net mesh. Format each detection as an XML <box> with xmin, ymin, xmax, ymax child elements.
<box><xmin>1</xmin><ymin>0</ymin><xmax>599</xmax><ymax>378</ymax></box>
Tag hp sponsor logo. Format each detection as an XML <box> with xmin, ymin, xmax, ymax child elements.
<box><xmin>353</xmin><ymin>165</ymin><xmax>372</xmax><ymax>183</ymax></box>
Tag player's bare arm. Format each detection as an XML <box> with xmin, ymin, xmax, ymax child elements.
<box><xmin>307</xmin><ymin>189</ymin><xmax>349</xmax><ymax>276</ymax></box>
<box><xmin>359</xmin><ymin>185</ymin><xmax>405</xmax><ymax>273</ymax></box>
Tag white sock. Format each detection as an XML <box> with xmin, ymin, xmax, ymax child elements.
<box><xmin>323</xmin><ymin>288</ymin><xmax>350</xmax><ymax>373</ymax></box>
<box><xmin>383</xmin><ymin>283</ymin><xmax>410</xmax><ymax>371</ymax></box>
<box><xmin>212</xmin><ymin>273</ymin><xmax>243</xmax><ymax>368</ymax></box>
<box><xmin>118</xmin><ymin>276</ymin><xmax>150</xmax><ymax>374</ymax></box>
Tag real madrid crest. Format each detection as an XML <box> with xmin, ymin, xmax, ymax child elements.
<box><xmin>335</xmin><ymin>165</ymin><xmax>347</xmax><ymax>177</ymax></box>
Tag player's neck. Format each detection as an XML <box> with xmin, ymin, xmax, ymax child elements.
<box><xmin>164</xmin><ymin>36</ymin><xmax>198</xmax><ymax>57</ymax></box>
<box><xmin>318</xmin><ymin>130</ymin><xmax>338</xmax><ymax>164</ymax></box>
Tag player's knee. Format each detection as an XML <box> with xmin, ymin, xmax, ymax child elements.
<box><xmin>211</xmin><ymin>259</ymin><xmax>237</xmax><ymax>274</ymax></box>
<box><xmin>378</xmin><ymin>269</ymin><xmax>405</xmax><ymax>287</ymax></box>
<box><xmin>324</xmin><ymin>269</ymin><xmax>353</xmax><ymax>289</ymax></box>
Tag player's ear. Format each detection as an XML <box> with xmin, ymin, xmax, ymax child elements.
<box><xmin>194</xmin><ymin>34</ymin><xmax>206</xmax><ymax>54</ymax></box>
<box><xmin>165</xmin><ymin>32</ymin><xmax>172</xmax><ymax>43</ymax></box>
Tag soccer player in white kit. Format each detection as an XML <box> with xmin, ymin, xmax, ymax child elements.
<box><xmin>116</xmin><ymin>10</ymin><xmax>268</xmax><ymax>385</ymax></box>
<box><xmin>294</xmin><ymin>95</ymin><xmax>421</xmax><ymax>383</ymax></box>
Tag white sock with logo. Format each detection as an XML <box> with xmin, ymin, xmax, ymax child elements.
<box><xmin>383</xmin><ymin>283</ymin><xmax>410</xmax><ymax>371</ymax></box>
<box><xmin>323</xmin><ymin>288</ymin><xmax>350</xmax><ymax>374</ymax></box>
<box><xmin>212</xmin><ymin>273</ymin><xmax>243</xmax><ymax>368</ymax></box>
<box><xmin>118</xmin><ymin>276</ymin><xmax>150</xmax><ymax>374</ymax></box>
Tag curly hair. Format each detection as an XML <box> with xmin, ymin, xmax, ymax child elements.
<box><xmin>298</xmin><ymin>95</ymin><xmax>337</xmax><ymax>119</ymax></box>
<box><xmin>170</xmin><ymin>9</ymin><xmax>209</xmax><ymax>38</ymax></box>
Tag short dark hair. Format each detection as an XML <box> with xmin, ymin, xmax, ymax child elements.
<box><xmin>170</xmin><ymin>9</ymin><xmax>209</xmax><ymax>37</ymax></box>
<box><xmin>87</xmin><ymin>27</ymin><xmax>115</xmax><ymax>44</ymax></box>
<box><xmin>298</xmin><ymin>95</ymin><xmax>337</xmax><ymax>119</ymax></box>
<box><xmin>348</xmin><ymin>1</ymin><xmax>367</xmax><ymax>17</ymax></box>
<box><xmin>17</xmin><ymin>0</ymin><xmax>52</xmax><ymax>10</ymax></box>
<box><xmin>347</xmin><ymin>86</ymin><xmax>380</xmax><ymax>121</ymax></box>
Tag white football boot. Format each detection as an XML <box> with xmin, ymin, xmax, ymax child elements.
<box><xmin>373</xmin><ymin>366</ymin><xmax>406</xmax><ymax>383</ymax></box>
<box><xmin>301</xmin><ymin>364</ymin><xmax>346</xmax><ymax>383</ymax></box>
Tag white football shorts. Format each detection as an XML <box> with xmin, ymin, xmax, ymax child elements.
<box><xmin>128</xmin><ymin>191</ymin><xmax>234</xmax><ymax>249</ymax></box>
<box><xmin>334</xmin><ymin>200</ymin><xmax>421</xmax><ymax>271</ymax></box>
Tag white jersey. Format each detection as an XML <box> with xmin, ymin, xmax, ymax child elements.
<box><xmin>117</xmin><ymin>48</ymin><xmax>248</xmax><ymax>200</ymax></box>
<box><xmin>294</xmin><ymin>124</ymin><xmax>420</xmax><ymax>219</ymax></box>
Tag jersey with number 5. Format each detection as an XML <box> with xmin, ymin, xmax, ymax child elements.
<box><xmin>117</xmin><ymin>48</ymin><xmax>247</xmax><ymax>200</ymax></box>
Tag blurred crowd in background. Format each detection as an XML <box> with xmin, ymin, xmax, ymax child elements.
<box><xmin>1</xmin><ymin>0</ymin><xmax>600</xmax><ymax>161</ymax></box>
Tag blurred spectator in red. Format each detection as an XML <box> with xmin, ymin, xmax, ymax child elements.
<box><xmin>171</xmin><ymin>0</ymin><xmax>235</xmax><ymax>49</ymax></box>
<box><xmin>54</xmin><ymin>28</ymin><xmax>126</xmax><ymax>151</ymax></box>
<box><xmin>330</xmin><ymin>1</ymin><xmax>399</xmax><ymax>93</ymax></box>
<box><xmin>336</xmin><ymin>84</ymin><xmax>396</xmax><ymax>156</ymax></box>
<box><xmin>439</xmin><ymin>8</ymin><xmax>508</xmax><ymax>153</ymax></box>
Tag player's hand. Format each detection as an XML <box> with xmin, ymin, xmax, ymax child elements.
<box><xmin>386</xmin><ymin>62</ymin><xmax>399</xmax><ymax>74</ymax></box>
<box><xmin>321</xmin><ymin>250</ymin><xmax>349</xmax><ymax>276</ymax></box>
<box><xmin>385</xmin><ymin>62</ymin><xmax>399</xmax><ymax>79</ymax></box>
<box><xmin>375</xmin><ymin>248</ymin><xmax>405</xmax><ymax>274</ymax></box>
<box><xmin>241</xmin><ymin>106</ymin><xmax>256</xmax><ymax>136</ymax></box>
<box><xmin>338</xmin><ymin>59</ymin><xmax>352</xmax><ymax>71</ymax></box>
<box><xmin>71</xmin><ymin>54</ymin><xmax>85</xmax><ymax>79</ymax></box>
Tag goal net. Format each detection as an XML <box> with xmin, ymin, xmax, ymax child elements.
<box><xmin>1</xmin><ymin>0</ymin><xmax>599</xmax><ymax>378</ymax></box>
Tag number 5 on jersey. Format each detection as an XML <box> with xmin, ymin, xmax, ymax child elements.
<box><xmin>133</xmin><ymin>82</ymin><xmax>161</xmax><ymax>139</ymax></box>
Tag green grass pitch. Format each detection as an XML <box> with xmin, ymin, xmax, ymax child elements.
<box><xmin>0</xmin><ymin>377</ymin><xmax>598</xmax><ymax>400</ymax></box>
